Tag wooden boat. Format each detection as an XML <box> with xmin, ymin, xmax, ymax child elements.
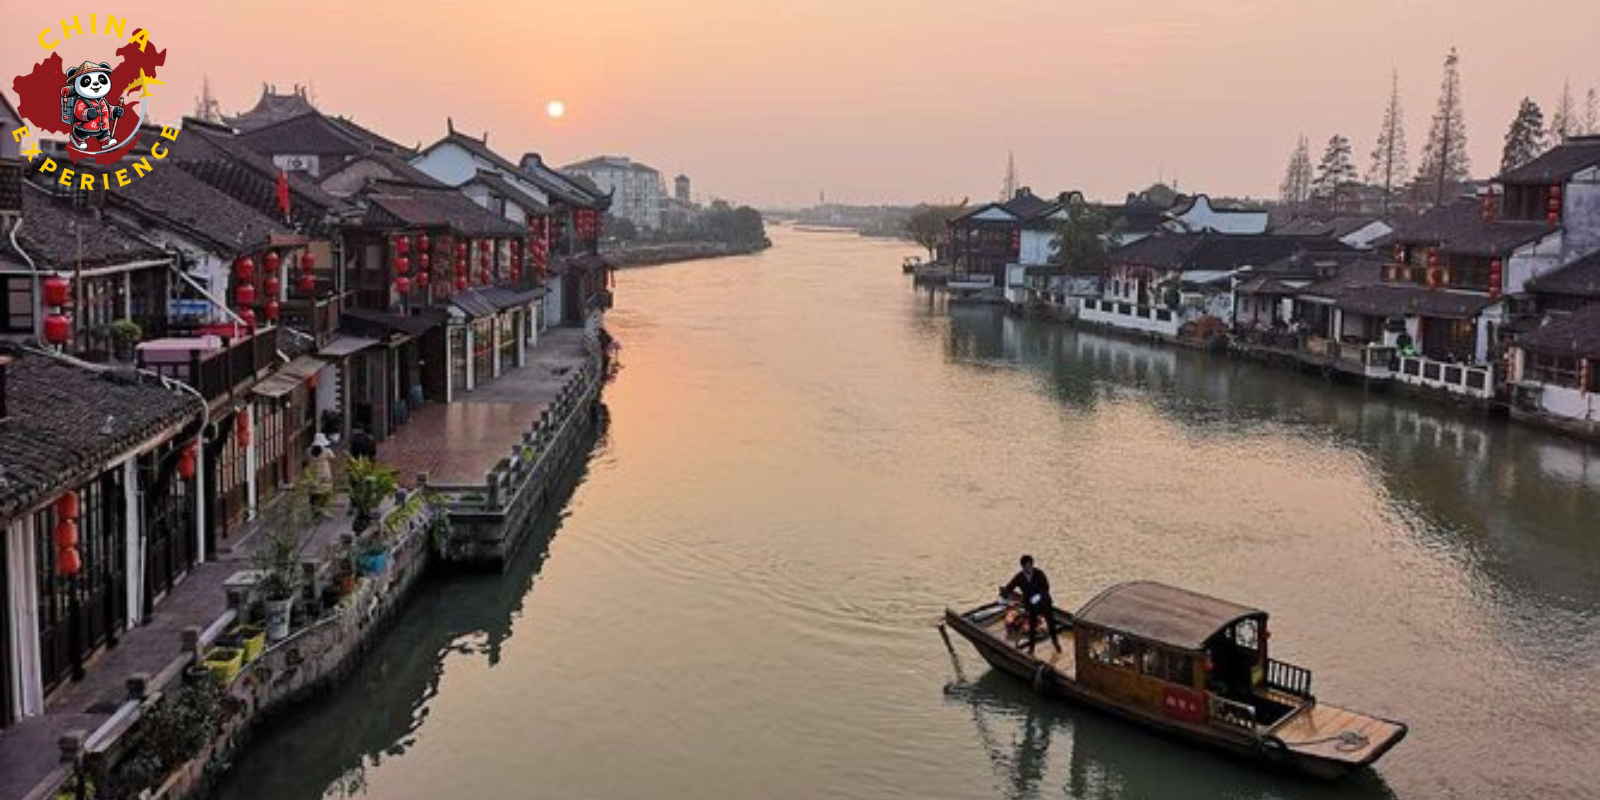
<box><xmin>942</xmin><ymin>581</ymin><xmax>1407</xmax><ymax>781</ymax></box>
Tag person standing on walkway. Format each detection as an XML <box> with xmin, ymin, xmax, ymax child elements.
<box><xmin>1000</xmin><ymin>555</ymin><xmax>1062</xmax><ymax>653</ymax></box>
<box><xmin>349</xmin><ymin>426</ymin><xmax>377</xmax><ymax>461</ymax></box>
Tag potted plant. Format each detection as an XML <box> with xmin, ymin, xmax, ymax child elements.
<box><xmin>109</xmin><ymin>318</ymin><xmax>143</xmax><ymax>362</ymax></box>
<box><xmin>255</xmin><ymin>474</ymin><xmax>326</xmax><ymax>642</ymax></box>
<box><xmin>346</xmin><ymin>456</ymin><xmax>398</xmax><ymax>533</ymax></box>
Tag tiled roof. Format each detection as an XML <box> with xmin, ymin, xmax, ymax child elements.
<box><xmin>321</xmin><ymin>151</ymin><xmax>443</xmax><ymax>189</ymax></box>
<box><xmin>1394</xmin><ymin>201</ymin><xmax>1552</xmax><ymax>257</ymax></box>
<box><xmin>360</xmin><ymin>181</ymin><xmax>525</xmax><ymax>237</ymax></box>
<box><xmin>1273</xmin><ymin>216</ymin><xmax>1391</xmax><ymax>239</ymax></box>
<box><xmin>1496</xmin><ymin>136</ymin><xmax>1600</xmax><ymax>184</ymax></box>
<box><xmin>238</xmin><ymin>111</ymin><xmax>368</xmax><ymax>158</ymax></box>
<box><xmin>466</xmin><ymin>170</ymin><xmax>550</xmax><ymax>215</ymax></box>
<box><xmin>326</xmin><ymin>116</ymin><xmax>415</xmax><ymax>155</ymax></box>
<box><xmin>340</xmin><ymin>307</ymin><xmax>447</xmax><ymax>339</ymax></box>
<box><xmin>1112</xmin><ymin>232</ymin><xmax>1199</xmax><ymax>269</ymax></box>
<box><xmin>224</xmin><ymin>86</ymin><xmax>316</xmax><ymax>132</ymax></box>
<box><xmin>0</xmin><ymin>347</ymin><xmax>202</xmax><ymax>522</ymax></box>
<box><xmin>1297</xmin><ymin>260</ymin><xmax>1385</xmax><ymax>300</ymax></box>
<box><xmin>520</xmin><ymin>153</ymin><xmax>610</xmax><ymax>209</ymax></box>
<box><xmin>171</xmin><ymin>118</ymin><xmax>350</xmax><ymax>217</ymax></box>
<box><xmin>1000</xmin><ymin>189</ymin><xmax>1054</xmax><ymax>219</ymax></box>
<box><xmin>1526</xmin><ymin>250</ymin><xmax>1600</xmax><ymax>299</ymax></box>
<box><xmin>1337</xmin><ymin>284</ymin><xmax>1498</xmax><ymax>320</ymax></box>
<box><xmin>108</xmin><ymin>163</ymin><xmax>288</xmax><ymax>255</ymax></box>
<box><xmin>1112</xmin><ymin>233</ymin><xmax>1346</xmax><ymax>272</ymax></box>
<box><xmin>1516</xmin><ymin>303</ymin><xmax>1600</xmax><ymax>360</ymax></box>
<box><xmin>2</xmin><ymin>186</ymin><xmax>166</xmax><ymax>269</ymax></box>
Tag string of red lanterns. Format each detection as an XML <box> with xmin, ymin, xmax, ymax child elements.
<box><xmin>43</xmin><ymin>273</ymin><xmax>73</xmax><ymax>346</ymax></box>
<box><xmin>54</xmin><ymin>492</ymin><xmax>81</xmax><ymax>578</ymax></box>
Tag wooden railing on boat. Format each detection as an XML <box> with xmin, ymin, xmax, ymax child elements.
<box><xmin>1266</xmin><ymin>657</ymin><xmax>1314</xmax><ymax>699</ymax></box>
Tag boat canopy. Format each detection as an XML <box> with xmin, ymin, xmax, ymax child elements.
<box><xmin>1074</xmin><ymin>581</ymin><xmax>1264</xmax><ymax>652</ymax></box>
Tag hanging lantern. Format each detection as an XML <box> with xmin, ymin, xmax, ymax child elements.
<box><xmin>56</xmin><ymin>547</ymin><xmax>81</xmax><ymax>578</ymax></box>
<box><xmin>418</xmin><ymin>233</ymin><xmax>431</xmax><ymax>251</ymax></box>
<box><xmin>235</xmin><ymin>256</ymin><xmax>256</xmax><ymax>281</ymax></box>
<box><xmin>395</xmin><ymin>256</ymin><xmax>410</xmax><ymax>276</ymax></box>
<box><xmin>43</xmin><ymin>275</ymin><xmax>72</xmax><ymax>307</ymax></box>
<box><xmin>44</xmin><ymin>313</ymin><xmax>72</xmax><ymax>345</ymax></box>
<box><xmin>265</xmin><ymin>252</ymin><xmax>281</xmax><ymax>272</ymax></box>
<box><xmin>265</xmin><ymin>299</ymin><xmax>281</xmax><ymax>322</ymax></box>
<box><xmin>1426</xmin><ymin>247</ymin><xmax>1440</xmax><ymax>267</ymax></box>
<box><xmin>235</xmin><ymin>411</ymin><xmax>252</xmax><ymax>447</ymax></box>
<box><xmin>265</xmin><ymin>276</ymin><xmax>281</xmax><ymax>296</ymax></box>
<box><xmin>177</xmin><ymin>446</ymin><xmax>197</xmax><ymax>480</ymax></box>
<box><xmin>479</xmin><ymin>239</ymin><xmax>492</xmax><ymax>253</ymax></box>
<box><xmin>236</xmin><ymin>283</ymin><xmax>257</xmax><ymax>306</ymax></box>
<box><xmin>53</xmin><ymin>518</ymin><xmax>78</xmax><ymax>549</ymax></box>
<box><xmin>457</xmin><ymin>241</ymin><xmax>468</xmax><ymax>256</ymax></box>
<box><xmin>455</xmin><ymin>257</ymin><xmax>467</xmax><ymax>272</ymax></box>
<box><xmin>479</xmin><ymin>268</ymin><xmax>491</xmax><ymax>284</ymax></box>
<box><xmin>419</xmin><ymin>252</ymin><xmax>431</xmax><ymax>270</ymax></box>
<box><xmin>239</xmin><ymin>308</ymin><xmax>257</xmax><ymax>328</ymax></box>
<box><xmin>57</xmin><ymin>491</ymin><xmax>80</xmax><ymax>520</ymax></box>
<box><xmin>300</xmin><ymin>252</ymin><xmax>316</xmax><ymax>271</ymax></box>
<box><xmin>416</xmin><ymin>271</ymin><xmax>430</xmax><ymax>289</ymax></box>
<box><xmin>455</xmin><ymin>275</ymin><xmax>468</xmax><ymax>290</ymax></box>
<box><xmin>299</xmin><ymin>273</ymin><xmax>316</xmax><ymax>294</ymax></box>
<box><xmin>395</xmin><ymin>236</ymin><xmax>410</xmax><ymax>256</ymax></box>
<box><xmin>307</xmin><ymin>371</ymin><xmax>320</xmax><ymax>389</ymax></box>
<box><xmin>511</xmin><ymin>239</ymin><xmax>521</xmax><ymax>254</ymax></box>
<box><xmin>395</xmin><ymin>276</ymin><xmax>412</xmax><ymax>294</ymax></box>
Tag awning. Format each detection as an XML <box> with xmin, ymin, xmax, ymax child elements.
<box><xmin>252</xmin><ymin>355</ymin><xmax>326</xmax><ymax>398</ymax></box>
<box><xmin>319</xmin><ymin>336</ymin><xmax>382</xmax><ymax>358</ymax></box>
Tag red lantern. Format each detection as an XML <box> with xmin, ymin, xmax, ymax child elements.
<box><xmin>56</xmin><ymin>491</ymin><xmax>80</xmax><ymax>520</ymax></box>
<box><xmin>53</xmin><ymin>518</ymin><xmax>78</xmax><ymax>549</ymax></box>
<box><xmin>236</xmin><ymin>283</ymin><xmax>257</xmax><ymax>307</ymax></box>
<box><xmin>511</xmin><ymin>239</ymin><xmax>521</xmax><ymax>253</ymax></box>
<box><xmin>177</xmin><ymin>447</ymin><xmax>196</xmax><ymax>480</ymax></box>
<box><xmin>307</xmin><ymin>371</ymin><xmax>320</xmax><ymax>389</ymax></box>
<box><xmin>480</xmin><ymin>240</ymin><xmax>491</xmax><ymax>253</ymax></box>
<box><xmin>457</xmin><ymin>241</ymin><xmax>468</xmax><ymax>256</ymax></box>
<box><xmin>395</xmin><ymin>276</ymin><xmax>412</xmax><ymax>294</ymax></box>
<box><xmin>416</xmin><ymin>271</ymin><xmax>430</xmax><ymax>288</ymax></box>
<box><xmin>56</xmin><ymin>547</ymin><xmax>81</xmax><ymax>578</ymax></box>
<box><xmin>418</xmin><ymin>234</ymin><xmax>430</xmax><ymax>251</ymax></box>
<box><xmin>419</xmin><ymin>252</ymin><xmax>431</xmax><ymax>269</ymax></box>
<box><xmin>395</xmin><ymin>236</ymin><xmax>410</xmax><ymax>256</ymax></box>
<box><xmin>235</xmin><ymin>412</ymin><xmax>251</xmax><ymax>447</ymax></box>
<box><xmin>395</xmin><ymin>256</ymin><xmax>410</xmax><ymax>275</ymax></box>
<box><xmin>455</xmin><ymin>276</ymin><xmax>468</xmax><ymax>290</ymax></box>
<box><xmin>299</xmin><ymin>273</ymin><xmax>316</xmax><ymax>294</ymax></box>
<box><xmin>43</xmin><ymin>275</ymin><xmax>71</xmax><ymax>307</ymax></box>
<box><xmin>235</xmin><ymin>256</ymin><xmax>256</xmax><ymax>281</ymax></box>
<box><xmin>239</xmin><ymin>308</ymin><xmax>257</xmax><ymax>328</ymax></box>
<box><xmin>455</xmin><ymin>257</ymin><xmax>467</xmax><ymax>272</ymax></box>
<box><xmin>301</xmin><ymin>252</ymin><xmax>316</xmax><ymax>271</ymax></box>
<box><xmin>479</xmin><ymin>269</ymin><xmax>490</xmax><ymax>284</ymax></box>
<box><xmin>44</xmin><ymin>313</ymin><xmax>72</xmax><ymax>345</ymax></box>
<box><xmin>265</xmin><ymin>276</ymin><xmax>281</xmax><ymax>296</ymax></box>
<box><xmin>265</xmin><ymin>300</ymin><xmax>281</xmax><ymax>322</ymax></box>
<box><xmin>265</xmin><ymin>252</ymin><xmax>281</xmax><ymax>272</ymax></box>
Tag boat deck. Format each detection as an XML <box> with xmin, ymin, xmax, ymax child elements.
<box><xmin>975</xmin><ymin>610</ymin><xmax>1077</xmax><ymax>679</ymax></box>
<box><xmin>1271</xmin><ymin>702</ymin><xmax>1407</xmax><ymax>765</ymax></box>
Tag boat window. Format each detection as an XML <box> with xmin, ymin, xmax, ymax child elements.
<box><xmin>1140</xmin><ymin>648</ymin><xmax>1195</xmax><ymax>686</ymax></box>
<box><xmin>1231</xmin><ymin>618</ymin><xmax>1260</xmax><ymax>651</ymax></box>
<box><xmin>1087</xmin><ymin>630</ymin><xmax>1140</xmax><ymax>670</ymax></box>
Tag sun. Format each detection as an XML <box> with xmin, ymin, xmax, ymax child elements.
<box><xmin>546</xmin><ymin>100</ymin><xmax>566</xmax><ymax>119</ymax></box>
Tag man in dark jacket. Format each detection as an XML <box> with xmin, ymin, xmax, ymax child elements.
<box><xmin>1001</xmin><ymin>555</ymin><xmax>1062</xmax><ymax>653</ymax></box>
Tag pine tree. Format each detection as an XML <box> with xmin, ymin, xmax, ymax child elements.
<box><xmin>1312</xmin><ymin>135</ymin><xmax>1358</xmax><ymax>205</ymax></box>
<box><xmin>1368</xmin><ymin>70</ymin><xmax>1410</xmax><ymax>213</ymax></box>
<box><xmin>1550</xmin><ymin>80</ymin><xmax>1576</xmax><ymax>143</ymax></box>
<box><xmin>1582</xmin><ymin>88</ymin><xmax>1599</xmax><ymax>136</ymax></box>
<box><xmin>1501</xmin><ymin>98</ymin><xmax>1548</xmax><ymax>173</ymax></box>
<box><xmin>1416</xmin><ymin>48</ymin><xmax>1471</xmax><ymax>206</ymax></box>
<box><xmin>1279</xmin><ymin>135</ymin><xmax>1313</xmax><ymax>209</ymax></box>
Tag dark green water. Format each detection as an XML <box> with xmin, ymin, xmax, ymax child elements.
<box><xmin>222</xmin><ymin>228</ymin><xmax>1600</xmax><ymax>800</ymax></box>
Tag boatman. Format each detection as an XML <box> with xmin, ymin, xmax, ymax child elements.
<box><xmin>1000</xmin><ymin>555</ymin><xmax>1062</xmax><ymax>654</ymax></box>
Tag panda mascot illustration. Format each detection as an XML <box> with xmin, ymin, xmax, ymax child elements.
<box><xmin>59</xmin><ymin>61</ymin><xmax>126</xmax><ymax>152</ymax></box>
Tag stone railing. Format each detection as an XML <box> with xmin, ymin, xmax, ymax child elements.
<box><xmin>1078</xmin><ymin>298</ymin><xmax>1182</xmax><ymax>337</ymax></box>
<box><xmin>1395</xmin><ymin>355</ymin><xmax>1496</xmax><ymax>400</ymax></box>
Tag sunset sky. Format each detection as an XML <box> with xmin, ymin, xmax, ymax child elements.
<box><xmin>5</xmin><ymin>0</ymin><xmax>1598</xmax><ymax>207</ymax></box>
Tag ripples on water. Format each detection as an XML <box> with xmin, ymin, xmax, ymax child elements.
<box><xmin>222</xmin><ymin>229</ymin><xmax>1600</xmax><ymax>800</ymax></box>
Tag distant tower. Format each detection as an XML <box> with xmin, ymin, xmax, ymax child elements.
<box><xmin>1000</xmin><ymin>151</ymin><xmax>1018</xmax><ymax>201</ymax></box>
<box><xmin>675</xmin><ymin>174</ymin><xmax>691</xmax><ymax>205</ymax></box>
<box><xmin>194</xmin><ymin>76</ymin><xmax>223</xmax><ymax>123</ymax></box>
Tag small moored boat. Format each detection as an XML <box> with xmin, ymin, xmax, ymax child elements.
<box><xmin>942</xmin><ymin>581</ymin><xmax>1407</xmax><ymax>780</ymax></box>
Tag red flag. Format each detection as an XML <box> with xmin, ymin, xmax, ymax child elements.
<box><xmin>275</xmin><ymin>169</ymin><xmax>291</xmax><ymax>221</ymax></box>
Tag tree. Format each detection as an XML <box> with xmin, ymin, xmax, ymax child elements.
<box><xmin>1278</xmin><ymin>134</ymin><xmax>1313</xmax><ymax>209</ymax></box>
<box><xmin>1312</xmin><ymin>134</ymin><xmax>1358</xmax><ymax>203</ymax></box>
<box><xmin>1050</xmin><ymin>198</ymin><xmax>1114</xmax><ymax>274</ymax></box>
<box><xmin>1583</xmin><ymin>88</ymin><xmax>1599</xmax><ymax>136</ymax></box>
<box><xmin>1501</xmin><ymin>98</ymin><xmax>1548</xmax><ymax>174</ymax></box>
<box><xmin>902</xmin><ymin>201</ymin><xmax>967</xmax><ymax>260</ymax></box>
<box><xmin>1415</xmin><ymin>48</ymin><xmax>1471</xmax><ymax>206</ymax></box>
<box><xmin>1368</xmin><ymin>70</ymin><xmax>1410</xmax><ymax>212</ymax></box>
<box><xmin>1550</xmin><ymin>80</ymin><xmax>1576</xmax><ymax>143</ymax></box>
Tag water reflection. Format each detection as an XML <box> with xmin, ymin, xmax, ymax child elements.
<box><xmin>218</xmin><ymin>417</ymin><xmax>607</xmax><ymax>799</ymax></box>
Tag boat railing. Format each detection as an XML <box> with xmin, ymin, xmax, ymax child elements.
<box><xmin>1266</xmin><ymin>657</ymin><xmax>1314</xmax><ymax>699</ymax></box>
<box><xmin>1207</xmin><ymin>694</ymin><xmax>1257</xmax><ymax>734</ymax></box>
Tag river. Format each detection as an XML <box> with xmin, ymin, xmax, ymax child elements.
<box><xmin>223</xmin><ymin>228</ymin><xmax>1600</xmax><ymax>800</ymax></box>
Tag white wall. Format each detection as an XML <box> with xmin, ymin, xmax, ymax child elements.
<box><xmin>1169</xmin><ymin>196</ymin><xmax>1269</xmax><ymax>235</ymax></box>
<box><xmin>1538</xmin><ymin>384</ymin><xmax>1600</xmax><ymax>422</ymax></box>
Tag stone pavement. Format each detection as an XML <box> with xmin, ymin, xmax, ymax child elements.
<box><xmin>381</xmin><ymin>327</ymin><xmax>592</xmax><ymax>486</ymax></box>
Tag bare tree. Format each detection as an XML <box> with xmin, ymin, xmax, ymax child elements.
<box><xmin>1551</xmin><ymin>79</ymin><xmax>1577</xmax><ymax>143</ymax></box>
<box><xmin>1368</xmin><ymin>70</ymin><xmax>1410</xmax><ymax>213</ymax></box>
<box><xmin>1416</xmin><ymin>48</ymin><xmax>1470</xmax><ymax>207</ymax></box>
<box><xmin>1279</xmin><ymin>135</ymin><xmax>1314</xmax><ymax>210</ymax></box>
<box><xmin>1582</xmin><ymin>88</ymin><xmax>1599</xmax><ymax>136</ymax></box>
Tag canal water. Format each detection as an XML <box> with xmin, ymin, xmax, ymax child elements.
<box><xmin>224</xmin><ymin>228</ymin><xmax>1600</xmax><ymax>800</ymax></box>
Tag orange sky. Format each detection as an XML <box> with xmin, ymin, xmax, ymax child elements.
<box><xmin>4</xmin><ymin>0</ymin><xmax>1598</xmax><ymax>206</ymax></box>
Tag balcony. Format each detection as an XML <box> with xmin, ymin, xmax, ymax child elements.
<box><xmin>1394</xmin><ymin>355</ymin><xmax>1495</xmax><ymax>400</ymax></box>
<box><xmin>279</xmin><ymin>294</ymin><xmax>342</xmax><ymax>349</ymax></box>
<box><xmin>135</xmin><ymin>327</ymin><xmax>280</xmax><ymax>403</ymax></box>
<box><xmin>1078</xmin><ymin>298</ymin><xmax>1181</xmax><ymax>337</ymax></box>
